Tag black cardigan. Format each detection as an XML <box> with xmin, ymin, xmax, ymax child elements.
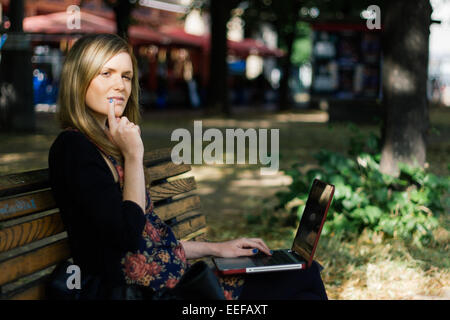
<box><xmin>48</xmin><ymin>130</ymin><xmax>146</xmax><ymax>287</ymax></box>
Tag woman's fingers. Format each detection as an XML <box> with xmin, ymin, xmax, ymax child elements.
<box><xmin>107</xmin><ymin>99</ymin><xmax>117</xmax><ymax>131</ymax></box>
<box><xmin>238</xmin><ymin>238</ymin><xmax>272</xmax><ymax>256</ymax></box>
<box><xmin>217</xmin><ymin>238</ymin><xmax>272</xmax><ymax>258</ymax></box>
<box><xmin>103</xmin><ymin>104</ymin><xmax>144</xmax><ymax>158</ymax></box>
<box><xmin>238</xmin><ymin>247</ymin><xmax>260</xmax><ymax>257</ymax></box>
<box><xmin>130</xmin><ymin>124</ymin><xmax>141</xmax><ymax>135</ymax></box>
<box><xmin>115</xmin><ymin>116</ymin><xmax>140</xmax><ymax>136</ymax></box>
<box><xmin>118</xmin><ymin>116</ymin><xmax>130</xmax><ymax>128</ymax></box>
<box><xmin>249</xmin><ymin>238</ymin><xmax>271</xmax><ymax>253</ymax></box>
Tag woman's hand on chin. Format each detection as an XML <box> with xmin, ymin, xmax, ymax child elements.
<box><xmin>104</xmin><ymin>99</ymin><xmax>143</xmax><ymax>160</ymax></box>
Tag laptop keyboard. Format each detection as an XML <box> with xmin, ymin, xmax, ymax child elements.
<box><xmin>251</xmin><ymin>250</ymin><xmax>298</xmax><ymax>266</ymax></box>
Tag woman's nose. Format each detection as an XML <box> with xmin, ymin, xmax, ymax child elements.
<box><xmin>113</xmin><ymin>75</ymin><xmax>125</xmax><ymax>90</ymax></box>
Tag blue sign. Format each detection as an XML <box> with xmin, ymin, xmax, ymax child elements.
<box><xmin>0</xmin><ymin>33</ymin><xmax>8</xmax><ymax>50</ymax></box>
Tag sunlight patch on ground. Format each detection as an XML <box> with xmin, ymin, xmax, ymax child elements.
<box><xmin>0</xmin><ymin>152</ymin><xmax>49</xmax><ymax>175</ymax></box>
<box><xmin>271</xmin><ymin>112</ymin><xmax>329</xmax><ymax>123</ymax></box>
<box><xmin>231</xmin><ymin>175</ymin><xmax>292</xmax><ymax>187</ymax></box>
<box><xmin>188</xmin><ymin>166</ymin><xmax>232</xmax><ymax>181</ymax></box>
<box><xmin>187</xmin><ymin>165</ymin><xmax>291</xmax><ymax>191</ymax></box>
<box><xmin>0</xmin><ymin>152</ymin><xmax>42</xmax><ymax>163</ymax></box>
<box><xmin>201</xmin><ymin>111</ymin><xmax>329</xmax><ymax>128</ymax></box>
<box><xmin>202</xmin><ymin>119</ymin><xmax>274</xmax><ymax>128</ymax></box>
<box><xmin>338</xmin><ymin>260</ymin><xmax>449</xmax><ymax>300</ymax></box>
<box><xmin>192</xmin><ymin>185</ymin><xmax>217</xmax><ymax>196</ymax></box>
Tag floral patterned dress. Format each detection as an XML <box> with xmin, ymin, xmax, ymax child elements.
<box><xmin>65</xmin><ymin>128</ymin><xmax>244</xmax><ymax>299</ymax></box>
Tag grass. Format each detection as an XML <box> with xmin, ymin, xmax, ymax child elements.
<box><xmin>0</xmin><ymin>105</ymin><xmax>449</xmax><ymax>299</ymax></box>
<box><xmin>318</xmin><ymin>231</ymin><xmax>449</xmax><ymax>299</ymax></box>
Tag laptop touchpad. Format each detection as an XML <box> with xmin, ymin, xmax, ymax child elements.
<box><xmin>214</xmin><ymin>257</ymin><xmax>257</xmax><ymax>269</ymax></box>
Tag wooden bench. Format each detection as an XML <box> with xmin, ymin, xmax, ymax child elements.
<box><xmin>0</xmin><ymin>148</ymin><xmax>207</xmax><ymax>300</ymax></box>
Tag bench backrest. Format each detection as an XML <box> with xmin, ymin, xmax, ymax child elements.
<box><xmin>0</xmin><ymin>148</ymin><xmax>206</xmax><ymax>300</ymax></box>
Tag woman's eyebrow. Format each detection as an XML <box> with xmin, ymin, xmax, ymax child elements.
<box><xmin>102</xmin><ymin>67</ymin><xmax>133</xmax><ymax>75</ymax></box>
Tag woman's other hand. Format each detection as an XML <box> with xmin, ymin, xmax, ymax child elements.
<box><xmin>214</xmin><ymin>238</ymin><xmax>272</xmax><ymax>258</ymax></box>
<box><xmin>105</xmin><ymin>99</ymin><xmax>143</xmax><ymax>160</ymax></box>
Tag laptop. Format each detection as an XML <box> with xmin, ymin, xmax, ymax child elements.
<box><xmin>213</xmin><ymin>179</ymin><xmax>335</xmax><ymax>275</ymax></box>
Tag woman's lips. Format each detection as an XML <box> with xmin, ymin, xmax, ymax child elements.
<box><xmin>108</xmin><ymin>97</ymin><xmax>125</xmax><ymax>104</ymax></box>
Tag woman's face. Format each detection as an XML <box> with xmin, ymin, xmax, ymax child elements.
<box><xmin>85</xmin><ymin>51</ymin><xmax>133</xmax><ymax>127</ymax></box>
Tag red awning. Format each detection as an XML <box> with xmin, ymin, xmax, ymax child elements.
<box><xmin>23</xmin><ymin>11</ymin><xmax>196</xmax><ymax>47</ymax></box>
<box><xmin>159</xmin><ymin>26</ymin><xmax>208</xmax><ymax>48</ymax></box>
<box><xmin>160</xmin><ymin>26</ymin><xmax>284</xmax><ymax>58</ymax></box>
<box><xmin>128</xmin><ymin>25</ymin><xmax>169</xmax><ymax>46</ymax></box>
<box><xmin>23</xmin><ymin>11</ymin><xmax>115</xmax><ymax>34</ymax></box>
<box><xmin>22</xmin><ymin>12</ymin><xmax>284</xmax><ymax>56</ymax></box>
<box><xmin>129</xmin><ymin>25</ymin><xmax>200</xmax><ymax>47</ymax></box>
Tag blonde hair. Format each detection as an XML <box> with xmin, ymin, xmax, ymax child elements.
<box><xmin>57</xmin><ymin>33</ymin><xmax>140</xmax><ymax>165</ymax></box>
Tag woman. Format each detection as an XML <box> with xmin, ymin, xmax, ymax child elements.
<box><xmin>48</xmin><ymin>33</ymin><xmax>327</xmax><ymax>300</ymax></box>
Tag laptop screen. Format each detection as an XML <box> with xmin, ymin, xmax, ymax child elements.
<box><xmin>291</xmin><ymin>179</ymin><xmax>334</xmax><ymax>263</ymax></box>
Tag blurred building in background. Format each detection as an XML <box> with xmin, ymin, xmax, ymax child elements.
<box><xmin>0</xmin><ymin>0</ymin><xmax>284</xmax><ymax>112</ymax></box>
<box><xmin>2</xmin><ymin>0</ymin><xmax>447</xmax><ymax>115</ymax></box>
<box><xmin>429</xmin><ymin>0</ymin><xmax>450</xmax><ymax>107</ymax></box>
<box><xmin>307</xmin><ymin>18</ymin><xmax>383</xmax><ymax>122</ymax></box>
<box><xmin>310</xmin><ymin>23</ymin><xmax>381</xmax><ymax>100</ymax></box>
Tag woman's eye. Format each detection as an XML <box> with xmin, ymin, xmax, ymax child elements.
<box><xmin>101</xmin><ymin>71</ymin><xmax>110</xmax><ymax>77</ymax></box>
<box><xmin>123</xmin><ymin>75</ymin><xmax>132</xmax><ymax>80</ymax></box>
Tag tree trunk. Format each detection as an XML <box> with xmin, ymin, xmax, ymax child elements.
<box><xmin>207</xmin><ymin>0</ymin><xmax>231</xmax><ymax>116</ymax></box>
<box><xmin>113</xmin><ymin>1</ymin><xmax>133</xmax><ymax>40</ymax></box>
<box><xmin>278</xmin><ymin>28</ymin><xmax>296</xmax><ymax>111</ymax></box>
<box><xmin>277</xmin><ymin>1</ymin><xmax>301</xmax><ymax>111</ymax></box>
<box><xmin>379</xmin><ymin>0</ymin><xmax>431</xmax><ymax>176</ymax></box>
<box><xmin>0</xmin><ymin>0</ymin><xmax>35</xmax><ymax>132</ymax></box>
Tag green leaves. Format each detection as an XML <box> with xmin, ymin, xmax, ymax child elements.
<box><xmin>274</xmin><ymin>131</ymin><xmax>450</xmax><ymax>246</ymax></box>
<box><xmin>351</xmin><ymin>206</ymin><xmax>382</xmax><ymax>225</ymax></box>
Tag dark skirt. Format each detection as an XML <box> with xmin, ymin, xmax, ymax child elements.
<box><xmin>237</xmin><ymin>261</ymin><xmax>328</xmax><ymax>300</ymax></box>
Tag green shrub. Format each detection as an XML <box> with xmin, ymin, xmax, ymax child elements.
<box><xmin>275</xmin><ymin>129</ymin><xmax>450</xmax><ymax>247</ymax></box>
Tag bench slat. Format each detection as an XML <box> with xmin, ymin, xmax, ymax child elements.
<box><xmin>181</xmin><ymin>227</ymin><xmax>208</xmax><ymax>241</ymax></box>
<box><xmin>192</xmin><ymin>233</ymin><xmax>208</xmax><ymax>241</ymax></box>
<box><xmin>153</xmin><ymin>195</ymin><xmax>201</xmax><ymax>221</ymax></box>
<box><xmin>146</xmin><ymin>162</ymin><xmax>191</xmax><ymax>184</ymax></box>
<box><xmin>173</xmin><ymin>210</ymin><xmax>203</xmax><ymax>223</ymax></box>
<box><xmin>0</xmin><ymin>189</ymin><xmax>56</xmax><ymax>222</ymax></box>
<box><xmin>0</xmin><ymin>213</ymin><xmax>65</xmax><ymax>253</ymax></box>
<box><xmin>0</xmin><ymin>238</ymin><xmax>70</xmax><ymax>286</ymax></box>
<box><xmin>3</xmin><ymin>280</ymin><xmax>46</xmax><ymax>300</ymax></box>
<box><xmin>143</xmin><ymin>148</ymin><xmax>172</xmax><ymax>165</ymax></box>
<box><xmin>149</xmin><ymin>177</ymin><xmax>197</xmax><ymax>202</ymax></box>
<box><xmin>171</xmin><ymin>215</ymin><xmax>206</xmax><ymax>240</ymax></box>
<box><xmin>0</xmin><ymin>169</ymin><xmax>49</xmax><ymax>198</ymax></box>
